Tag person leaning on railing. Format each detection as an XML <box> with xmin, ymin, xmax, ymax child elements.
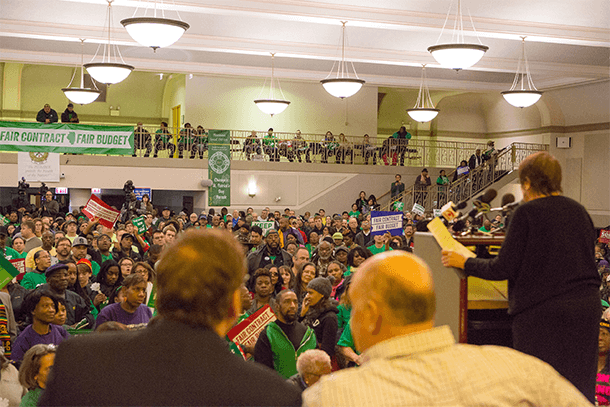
<box><xmin>335</xmin><ymin>133</ymin><xmax>353</xmax><ymax>165</ymax></box>
<box><xmin>243</xmin><ymin>130</ymin><xmax>262</xmax><ymax>160</ymax></box>
<box><xmin>290</xmin><ymin>130</ymin><xmax>308</xmax><ymax>163</ymax></box>
<box><xmin>153</xmin><ymin>122</ymin><xmax>176</xmax><ymax>158</ymax></box>
<box><xmin>177</xmin><ymin>123</ymin><xmax>196</xmax><ymax>159</ymax></box>
<box><xmin>263</xmin><ymin>128</ymin><xmax>280</xmax><ymax>162</ymax></box>
<box><xmin>133</xmin><ymin>122</ymin><xmax>152</xmax><ymax>158</ymax></box>
<box><xmin>360</xmin><ymin>134</ymin><xmax>377</xmax><ymax>165</ymax></box>
<box><xmin>193</xmin><ymin>125</ymin><xmax>208</xmax><ymax>159</ymax></box>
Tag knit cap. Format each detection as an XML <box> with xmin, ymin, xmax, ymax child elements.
<box><xmin>307</xmin><ymin>277</ymin><xmax>332</xmax><ymax>298</ymax></box>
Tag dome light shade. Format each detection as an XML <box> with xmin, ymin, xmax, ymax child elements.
<box><xmin>62</xmin><ymin>88</ymin><xmax>101</xmax><ymax>105</ymax></box>
<box><xmin>321</xmin><ymin>78</ymin><xmax>365</xmax><ymax>99</ymax></box>
<box><xmin>84</xmin><ymin>63</ymin><xmax>134</xmax><ymax>85</ymax></box>
<box><xmin>254</xmin><ymin>99</ymin><xmax>291</xmax><ymax>116</ymax></box>
<box><xmin>502</xmin><ymin>38</ymin><xmax>543</xmax><ymax>108</ymax></box>
<box><xmin>407</xmin><ymin>108</ymin><xmax>440</xmax><ymax>123</ymax></box>
<box><xmin>501</xmin><ymin>90</ymin><xmax>542</xmax><ymax>108</ymax></box>
<box><xmin>427</xmin><ymin>44</ymin><xmax>489</xmax><ymax>70</ymax></box>
<box><xmin>321</xmin><ymin>22</ymin><xmax>365</xmax><ymax>99</ymax></box>
<box><xmin>121</xmin><ymin>17</ymin><xmax>190</xmax><ymax>50</ymax></box>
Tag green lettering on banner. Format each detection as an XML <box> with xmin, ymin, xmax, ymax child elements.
<box><xmin>252</xmin><ymin>221</ymin><xmax>274</xmax><ymax>235</ymax></box>
<box><xmin>131</xmin><ymin>216</ymin><xmax>148</xmax><ymax>235</ymax></box>
<box><xmin>208</xmin><ymin>130</ymin><xmax>231</xmax><ymax>207</ymax></box>
<box><xmin>0</xmin><ymin>121</ymin><xmax>134</xmax><ymax>155</ymax></box>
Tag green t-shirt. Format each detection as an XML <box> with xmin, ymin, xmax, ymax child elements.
<box><xmin>349</xmin><ymin>211</ymin><xmax>360</xmax><ymax>218</ymax></box>
<box><xmin>101</xmin><ymin>253</ymin><xmax>114</xmax><ymax>264</ymax></box>
<box><xmin>478</xmin><ymin>226</ymin><xmax>492</xmax><ymax>233</ymax></box>
<box><xmin>155</xmin><ymin>128</ymin><xmax>172</xmax><ymax>144</ymax></box>
<box><xmin>1</xmin><ymin>246</ymin><xmax>20</xmax><ymax>260</ymax></box>
<box><xmin>368</xmin><ymin>244</ymin><xmax>393</xmax><ymax>255</ymax></box>
<box><xmin>337</xmin><ymin>304</ymin><xmax>351</xmax><ymax>331</ymax></box>
<box><xmin>91</xmin><ymin>260</ymin><xmax>101</xmax><ymax>277</ymax></box>
<box><xmin>305</xmin><ymin>243</ymin><xmax>314</xmax><ymax>258</ymax></box>
<box><xmin>337</xmin><ymin>320</ymin><xmax>359</xmax><ymax>355</ymax></box>
<box><xmin>21</xmin><ymin>271</ymin><xmax>47</xmax><ymax>290</ymax></box>
<box><xmin>19</xmin><ymin>386</ymin><xmax>42</xmax><ymax>407</ymax></box>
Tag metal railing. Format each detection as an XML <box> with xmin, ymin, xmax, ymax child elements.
<box><xmin>132</xmin><ymin>125</ymin><xmax>494</xmax><ymax>168</ymax></box>
<box><xmin>381</xmin><ymin>142</ymin><xmax>549</xmax><ymax>213</ymax></box>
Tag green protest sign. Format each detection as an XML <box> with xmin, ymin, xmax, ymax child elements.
<box><xmin>0</xmin><ymin>121</ymin><xmax>133</xmax><ymax>155</ymax></box>
<box><xmin>412</xmin><ymin>203</ymin><xmax>425</xmax><ymax>216</ymax></box>
<box><xmin>0</xmin><ymin>256</ymin><xmax>20</xmax><ymax>291</ymax></box>
<box><xmin>131</xmin><ymin>216</ymin><xmax>148</xmax><ymax>235</ymax></box>
<box><xmin>0</xmin><ymin>217</ymin><xmax>8</xmax><ymax>226</ymax></box>
<box><xmin>147</xmin><ymin>281</ymin><xmax>157</xmax><ymax>309</ymax></box>
<box><xmin>208</xmin><ymin>130</ymin><xmax>231</xmax><ymax>207</ymax></box>
<box><xmin>252</xmin><ymin>221</ymin><xmax>274</xmax><ymax>236</ymax></box>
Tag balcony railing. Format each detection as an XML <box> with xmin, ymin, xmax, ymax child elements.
<box><xmin>133</xmin><ymin>125</ymin><xmax>501</xmax><ymax>168</ymax></box>
<box><xmin>380</xmin><ymin>142</ymin><xmax>549</xmax><ymax>213</ymax></box>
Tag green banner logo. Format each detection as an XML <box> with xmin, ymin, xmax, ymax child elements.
<box><xmin>208</xmin><ymin>130</ymin><xmax>231</xmax><ymax>207</ymax></box>
<box><xmin>0</xmin><ymin>121</ymin><xmax>134</xmax><ymax>155</ymax></box>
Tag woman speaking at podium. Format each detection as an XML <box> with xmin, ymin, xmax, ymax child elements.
<box><xmin>442</xmin><ymin>151</ymin><xmax>600</xmax><ymax>402</ymax></box>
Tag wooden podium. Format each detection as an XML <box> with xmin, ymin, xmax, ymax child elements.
<box><xmin>415</xmin><ymin>232</ymin><xmax>507</xmax><ymax>343</ymax></box>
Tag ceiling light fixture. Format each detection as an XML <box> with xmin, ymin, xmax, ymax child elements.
<box><xmin>427</xmin><ymin>0</ymin><xmax>489</xmax><ymax>70</ymax></box>
<box><xmin>406</xmin><ymin>65</ymin><xmax>440</xmax><ymax>123</ymax></box>
<box><xmin>321</xmin><ymin>21</ymin><xmax>365</xmax><ymax>99</ymax></box>
<box><xmin>502</xmin><ymin>37</ymin><xmax>543</xmax><ymax>108</ymax></box>
<box><xmin>84</xmin><ymin>0</ymin><xmax>134</xmax><ymax>85</ymax></box>
<box><xmin>254</xmin><ymin>53</ymin><xmax>290</xmax><ymax>116</ymax></box>
<box><xmin>62</xmin><ymin>39</ymin><xmax>102</xmax><ymax>105</ymax></box>
<box><xmin>121</xmin><ymin>1</ymin><xmax>189</xmax><ymax>51</ymax></box>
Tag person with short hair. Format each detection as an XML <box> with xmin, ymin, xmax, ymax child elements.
<box><xmin>163</xmin><ymin>225</ymin><xmax>177</xmax><ymax>246</ymax></box>
<box><xmin>11</xmin><ymin>290</ymin><xmax>69</xmax><ymax>366</ymax></box>
<box><xmin>60</xmin><ymin>103</ymin><xmax>79</xmax><ymax>123</ymax></box>
<box><xmin>247</xmin><ymin>229</ymin><xmax>293</xmax><ymax>276</ymax></box>
<box><xmin>41</xmin><ymin>229</ymin><xmax>302</xmax><ymax>406</ymax></box>
<box><xmin>248</xmin><ymin>268</ymin><xmax>276</xmax><ymax>314</ymax></box>
<box><xmin>153</xmin><ymin>121</ymin><xmax>176</xmax><ymax>158</ymax></box>
<box><xmin>20</xmin><ymin>221</ymin><xmax>41</xmax><ymax>253</ymax></box>
<box><xmin>442</xmin><ymin>151</ymin><xmax>601</xmax><ymax>401</ymax></box>
<box><xmin>287</xmin><ymin>349</ymin><xmax>331</xmax><ymax>391</ymax></box>
<box><xmin>304</xmin><ymin>251</ymin><xmax>592</xmax><ymax>406</ymax></box>
<box><xmin>254</xmin><ymin>290</ymin><xmax>317</xmax><ymax>379</ymax></box>
<box><xmin>95</xmin><ymin>274</ymin><xmax>151</xmax><ymax>330</ymax></box>
<box><xmin>36</xmin><ymin>104</ymin><xmax>58</xmax><ymax>124</ymax></box>
<box><xmin>40</xmin><ymin>263</ymin><xmax>95</xmax><ymax>329</ymax></box>
<box><xmin>21</xmin><ymin>251</ymin><xmax>50</xmax><ymax>290</ymax></box>
<box><xmin>71</xmin><ymin>237</ymin><xmax>100</xmax><ymax>276</ymax></box>
<box><xmin>18</xmin><ymin>344</ymin><xmax>56</xmax><ymax>407</ymax></box>
<box><xmin>133</xmin><ymin>122</ymin><xmax>152</xmax><ymax>158</ymax></box>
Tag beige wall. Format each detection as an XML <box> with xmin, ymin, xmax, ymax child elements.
<box><xmin>185</xmin><ymin>75</ymin><xmax>378</xmax><ymax>136</ymax></box>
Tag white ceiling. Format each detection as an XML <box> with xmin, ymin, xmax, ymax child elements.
<box><xmin>1</xmin><ymin>0</ymin><xmax>609</xmax><ymax>91</ymax></box>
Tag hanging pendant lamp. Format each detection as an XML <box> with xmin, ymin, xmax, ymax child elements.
<box><xmin>121</xmin><ymin>0</ymin><xmax>189</xmax><ymax>51</ymax></box>
<box><xmin>84</xmin><ymin>0</ymin><xmax>134</xmax><ymax>85</ymax></box>
<box><xmin>321</xmin><ymin>21</ymin><xmax>365</xmax><ymax>99</ymax></box>
<box><xmin>427</xmin><ymin>0</ymin><xmax>489</xmax><ymax>70</ymax></box>
<box><xmin>502</xmin><ymin>37</ymin><xmax>543</xmax><ymax>108</ymax></box>
<box><xmin>407</xmin><ymin>65</ymin><xmax>440</xmax><ymax>123</ymax></box>
<box><xmin>254</xmin><ymin>53</ymin><xmax>291</xmax><ymax>116</ymax></box>
<box><xmin>62</xmin><ymin>39</ymin><xmax>102</xmax><ymax>105</ymax></box>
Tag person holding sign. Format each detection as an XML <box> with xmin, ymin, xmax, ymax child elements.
<box><xmin>41</xmin><ymin>230</ymin><xmax>302</xmax><ymax>407</ymax></box>
<box><xmin>441</xmin><ymin>152</ymin><xmax>601</xmax><ymax>403</ymax></box>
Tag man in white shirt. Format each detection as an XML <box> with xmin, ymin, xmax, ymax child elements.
<box><xmin>303</xmin><ymin>251</ymin><xmax>591</xmax><ymax>407</ymax></box>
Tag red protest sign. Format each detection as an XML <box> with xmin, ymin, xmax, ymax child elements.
<box><xmin>9</xmin><ymin>258</ymin><xmax>26</xmax><ymax>281</ymax></box>
<box><xmin>82</xmin><ymin>195</ymin><xmax>120</xmax><ymax>228</ymax></box>
<box><xmin>227</xmin><ymin>305</ymin><xmax>276</xmax><ymax>349</ymax></box>
<box><xmin>600</xmin><ymin>229</ymin><xmax>610</xmax><ymax>244</ymax></box>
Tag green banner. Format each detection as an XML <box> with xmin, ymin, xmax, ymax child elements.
<box><xmin>0</xmin><ymin>121</ymin><xmax>133</xmax><ymax>155</ymax></box>
<box><xmin>208</xmin><ymin>130</ymin><xmax>231</xmax><ymax>207</ymax></box>
<box><xmin>0</xmin><ymin>256</ymin><xmax>19</xmax><ymax>291</ymax></box>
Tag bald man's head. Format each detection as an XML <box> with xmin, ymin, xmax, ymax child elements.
<box><xmin>349</xmin><ymin>251</ymin><xmax>436</xmax><ymax>353</ymax></box>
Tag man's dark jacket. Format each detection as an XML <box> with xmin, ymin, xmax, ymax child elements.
<box><xmin>247</xmin><ymin>244</ymin><xmax>293</xmax><ymax>276</ymax></box>
<box><xmin>40</xmin><ymin>319</ymin><xmax>302</xmax><ymax>406</ymax></box>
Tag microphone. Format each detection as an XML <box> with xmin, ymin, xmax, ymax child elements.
<box><xmin>440</xmin><ymin>201</ymin><xmax>468</xmax><ymax>222</ymax></box>
<box><xmin>452</xmin><ymin>189</ymin><xmax>497</xmax><ymax>230</ymax></box>
<box><xmin>489</xmin><ymin>194</ymin><xmax>515</xmax><ymax>211</ymax></box>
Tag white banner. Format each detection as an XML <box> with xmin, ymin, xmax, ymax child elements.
<box><xmin>17</xmin><ymin>152</ymin><xmax>60</xmax><ymax>182</ymax></box>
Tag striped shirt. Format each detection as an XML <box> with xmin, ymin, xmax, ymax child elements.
<box><xmin>303</xmin><ymin>325</ymin><xmax>591</xmax><ymax>407</ymax></box>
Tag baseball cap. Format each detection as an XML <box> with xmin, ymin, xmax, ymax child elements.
<box><xmin>121</xmin><ymin>233</ymin><xmax>135</xmax><ymax>241</ymax></box>
<box><xmin>45</xmin><ymin>263</ymin><xmax>69</xmax><ymax>278</ymax></box>
<box><xmin>265</xmin><ymin>229</ymin><xmax>279</xmax><ymax>238</ymax></box>
<box><xmin>72</xmin><ymin>236</ymin><xmax>89</xmax><ymax>247</ymax></box>
<box><xmin>332</xmin><ymin>232</ymin><xmax>343</xmax><ymax>240</ymax></box>
<box><xmin>334</xmin><ymin>245</ymin><xmax>349</xmax><ymax>254</ymax></box>
<box><xmin>67</xmin><ymin>103</ymin><xmax>74</xmax><ymax>107</ymax></box>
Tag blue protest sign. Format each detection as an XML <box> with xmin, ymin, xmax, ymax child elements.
<box><xmin>371</xmin><ymin>211</ymin><xmax>403</xmax><ymax>236</ymax></box>
<box><xmin>134</xmin><ymin>187</ymin><xmax>152</xmax><ymax>201</ymax></box>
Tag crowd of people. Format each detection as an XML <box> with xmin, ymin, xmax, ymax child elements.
<box><xmin>0</xmin><ymin>150</ymin><xmax>608</xmax><ymax>405</ymax></box>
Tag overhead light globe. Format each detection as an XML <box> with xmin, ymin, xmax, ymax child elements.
<box><xmin>62</xmin><ymin>88</ymin><xmax>101</xmax><ymax>105</ymax></box>
<box><xmin>501</xmin><ymin>90</ymin><xmax>542</xmax><ymax>108</ymax></box>
<box><xmin>427</xmin><ymin>44</ymin><xmax>489</xmax><ymax>70</ymax></box>
<box><xmin>121</xmin><ymin>17</ymin><xmax>190</xmax><ymax>50</ymax></box>
<box><xmin>407</xmin><ymin>108</ymin><xmax>440</xmax><ymax>123</ymax></box>
<box><xmin>254</xmin><ymin>99</ymin><xmax>290</xmax><ymax>116</ymax></box>
<box><xmin>84</xmin><ymin>63</ymin><xmax>134</xmax><ymax>85</ymax></box>
<box><xmin>321</xmin><ymin>78</ymin><xmax>365</xmax><ymax>99</ymax></box>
